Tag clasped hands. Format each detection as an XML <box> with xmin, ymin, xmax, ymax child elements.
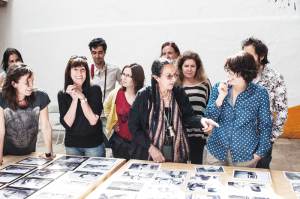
<box><xmin>66</xmin><ymin>85</ymin><xmax>85</xmax><ymax>101</ymax></box>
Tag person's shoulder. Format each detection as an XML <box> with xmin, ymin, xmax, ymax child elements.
<box><xmin>137</xmin><ymin>86</ymin><xmax>151</xmax><ymax>96</ymax></box>
<box><xmin>106</xmin><ymin>62</ymin><xmax>119</xmax><ymax>69</ymax></box>
<box><xmin>250</xmin><ymin>82</ymin><xmax>267</xmax><ymax>93</ymax></box>
<box><xmin>90</xmin><ymin>83</ymin><xmax>102</xmax><ymax>91</ymax></box>
<box><xmin>35</xmin><ymin>88</ymin><xmax>49</xmax><ymax>97</ymax></box>
<box><xmin>264</xmin><ymin>66</ymin><xmax>285</xmax><ymax>80</ymax></box>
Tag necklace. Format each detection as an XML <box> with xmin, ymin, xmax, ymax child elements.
<box><xmin>162</xmin><ymin>90</ymin><xmax>170</xmax><ymax>100</ymax></box>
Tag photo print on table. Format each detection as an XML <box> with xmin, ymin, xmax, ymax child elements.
<box><xmin>106</xmin><ymin>181</ymin><xmax>144</xmax><ymax>192</ymax></box>
<box><xmin>297</xmin><ymin>194</ymin><xmax>300</xmax><ymax>199</ymax></box>
<box><xmin>143</xmin><ymin>185</ymin><xmax>179</xmax><ymax>196</ymax></box>
<box><xmin>120</xmin><ymin>171</ymin><xmax>156</xmax><ymax>181</ymax></box>
<box><xmin>151</xmin><ymin>177</ymin><xmax>185</xmax><ymax>188</ymax></box>
<box><xmin>27</xmin><ymin>169</ymin><xmax>66</xmax><ymax>179</ymax></box>
<box><xmin>98</xmin><ymin>192</ymin><xmax>137</xmax><ymax>199</ymax></box>
<box><xmin>291</xmin><ymin>181</ymin><xmax>300</xmax><ymax>193</ymax></box>
<box><xmin>284</xmin><ymin>171</ymin><xmax>300</xmax><ymax>181</ymax></box>
<box><xmin>79</xmin><ymin>164</ymin><xmax>114</xmax><ymax>172</ymax></box>
<box><xmin>0</xmin><ymin>165</ymin><xmax>37</xmax><ymax>174</ymax></box>
<box><xmin>195</xmin><ymin>166</ymin><xmax>225</xmax><ymax>173</ymax></box>
<box><xmin>232</xmin><ymin>170</ymin><xmax>271</xmax><ymax>182</ymax></box>
<box><xmin>46</xmin><ymin>180</ymin><xmax>91</xmax><ymax>194</ymax></box>
<box><xmin>186</xmin><ymin>182</ymin><xmax>220</xmax><ymax>193</ymax></box>
<box><xmin>68</xmin><ymin>170</ymin><xmax>104</xmax><ymax>182</ymax></box>
<box><xmin>185</xmin><ymin>194</ymin><xmax>221</xmax><ymax>199</ymax></box>
<box><xmin>189</xmin><ymin>173</ymin><xmax>221</xmax><ymax>182</ymax></box>
<box><xmin>55</xmin><ymin>156</ymin><xmax>89</xmax><ymax>164</ymax></box>
<box><xmin>228</xmin><ymin>195</ymin><xmax>271</xmax><ymax>199</ymax></box>
<box><xmin>156</xmin><ymin>170</ymin><xmax>188</xmax><ymax>179</ymax></box>
<box><xmin>16</xmin><ymin>158</ymin><xmax>52</xmax><ymax>166</ymax></box>
<box><xmin>127</xmin><ymin>163</ymin><xmax>161</xmax><ymax>171</ymax></box>
<box><xmin>0</xmin><ymin>172</ymin><xmax>23</xmax><ymax>183</ymax></box>
<box><xmin>84</xmin><ymin>157</ymin><xmax>117</xmax><ymax>165</ymax></box>
<box><xmin>227</xmin><ymin>181</ymin><xmax>270</xmax><ymax>195</ymax></box>
<box><xmin>33</xmin><ymin>191</ymin><xmax>76</xmax><ymax>199</ymax></box>
<box><xmin>0</xmin><ymin>187</ymin><xmax>37</xmax><ymax>199</ymax></box>
<box><xmin>44</xmin><ymin>162</ymin><xmax>81</xmax><ymax>171</ymax></box>
<box><xmin>9</xmin><ymin>178</ymin><xmax>53</xmax><ymax>190</ymax></box>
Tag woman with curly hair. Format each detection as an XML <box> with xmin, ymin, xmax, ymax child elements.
<box><xmin>205</xmin><ymin>51</ymin><xmax>272</xmax><ymax>167</ymax></box>
<box><xmin>176</xmin><ymin>51</ymin><xmax>212</xmax><ymax>164</ymax></box>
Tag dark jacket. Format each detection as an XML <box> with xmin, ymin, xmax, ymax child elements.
<box><xmin>128</xmin><ymin>84</ymin><xmax>204</xmax><ymax>160</ymax></box>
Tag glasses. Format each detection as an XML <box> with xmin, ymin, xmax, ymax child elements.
<box><xmin>70</xmin><ymin>55</ymin><xmax>87</xmax><ymax>60</ymax></box>
<box><xmin>164</xmin><ymin>73</ymin><xmax>179</xmax><ymax>80</ymax></box>
<box><xmin>224</xmin><ymin>66</ymin><xmax>239</xmax><ymax>76</ymax></box>
<box><xmin>121</xmin><ymin>73</ymin><xmax>132</xmax><ymax>78</ymax></box>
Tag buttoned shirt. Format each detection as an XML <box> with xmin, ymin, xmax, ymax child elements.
<box><xmin>90</xmin><ymin>62</ymin><xmax>121</xmax><ymax>117</ymax></box>
<box><xmin>254</xmin><ymin>66</ymin><xmax>288</xmax><ymax>142</ymax></box>
<box><xmin>204</xmin><ymin>82</ymin><xmax>272</xmax><ymax>163</ymax></box>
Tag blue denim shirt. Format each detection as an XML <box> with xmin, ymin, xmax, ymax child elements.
<box><xmin>205</xmin><ymin>82</ymin><xmax>272</xmax><ymax>163</ymax></box>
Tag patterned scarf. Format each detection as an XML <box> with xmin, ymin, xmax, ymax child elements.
<box><xmin>148</xmin><ymin>88</ymin><xmax>190</xmax><ymax>163</ymax></box>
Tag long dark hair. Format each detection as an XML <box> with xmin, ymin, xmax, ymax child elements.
<box><xmin>151</xmin><ymin>57</ymin><xmax>174</xmax><ymax>120</ymax></box>
<box><xmin>1</xmin><ymin>48</ymin><xmax>24</xmax><ymax>72</ymax></box>
<box><xmin>2</xmin><ymin>63</ymin><xmax>35</xmax><ymax>110</ymax></box>
<box><xmin>64</xmin><ymin>57</ymin><xmax>90</xmax><ymax>93</ymax></box>
<box><xmin>120</xmin><ymin>63</ymin><xmax>145</xmax><ymax>94</ymax></box>
<box><xmin>160</xmin><ymin>42</ymin><xmax>180</xmax><ymax>58</ymax></box>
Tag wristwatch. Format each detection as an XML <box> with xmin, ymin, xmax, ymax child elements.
<box><xmin>80</xmin><ymin>98</ymin><xmax>87</xmax><ymax>103</ymax></box>
<box><xmin>45</xmin><ymin>152</ymin><xmax>53</xmax><ymax>158</ymax></box>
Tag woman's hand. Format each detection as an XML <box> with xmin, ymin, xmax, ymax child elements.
<box><xmin>149</xmin><ymin>144</ymin><xmax>165</xmax><ymax>163</ymax></box>
<box><xmin>253</xmin><ymin>154</ymin><xmax>261</xmax><ymax>163</ymax></box>
<box><xmin>39</xmin><ymin>153</ymin><xmax>56</xmax><ymax>159</ymax></box>
<box><xmin>201</xmin><ymin>118</ymin><xmax>219</xmax><ymax>131</ymax></box>
<box><xmin>113</xmin><ymin>123</ymin><xmax>119</xmax><ymax>132</ymax></box>
<box><xmin>216</xmin><ymin>81</ymin><xmax>228</xmax><ymax>107</ymax></box>
<box><xmin>73</xmin><ymin>88</ymin><xmax>86</xmax><ymax>100</ymax></box>
<box><xmin>66</xmin><ymin>85</ymin><xmax>78</xmax><ymax>101</ymax></box>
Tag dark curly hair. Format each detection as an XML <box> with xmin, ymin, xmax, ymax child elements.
<box><xmin>225</xmin><ymin>51</ymin><xmax>258</xmax><ymax>84</ymax></box>
<box><xmin>151</xmin><ymin>57</ymin><xmax>173</xmax><ymax>120</ymax></box>
<box><xmin>160</xmin><ymin>42</ymin><xmax>180</xmax><ymax>58</ymax></box>
<box><xmin>241</xmin><ymin>37</ymin><xmax>270</xmax><ymax>67</ymax></box>
<box><xmin>1</xmin><ymin>48</ymin><xmax>24</xmax><ymax>72</ymax></box>
<box><xmin>120</xmin><ymin>63</ymin><xmax>145</xmax><ymax>94</ymax></box>
<box><xmin>88</xmin><ymin>38</ymin><xmax>107</xmax><ymax>52</ymax></box>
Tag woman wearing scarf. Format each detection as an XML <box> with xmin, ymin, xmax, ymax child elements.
<box><xmin>128</xmin><ymin>57</ymin><xmax>219</xmax><ymax>163</ymax></box>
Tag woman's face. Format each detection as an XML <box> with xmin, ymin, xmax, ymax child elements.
<box><xmin>8</xmin><ymin>53</ymin><xmax>21</xmax><ymax>66</ymax></box>
<box><xmin>70</xmin><ymin>65</ymin><xmax>86</xmax><ymax>86</ymax></box>
<box><xmin>182</xmin><ymin>59</ymin><xmax>197</xmax><ymax>80</ymax></box>
<box><xmin>13</xmin><ymin>73</ymin><xmax>34</xmax><ymax>97</ymax></box>
<box><xmin>162</xmin><ymin>46</ymin><xmax>178</xmax><ymax>60</ymax></box>
<box><xmin>122</xmin><ymin>67</ymin><xmax>134</xmax><ymax>89</ymax></box>
<box><xmin>156</xmin><ymin>64</ymin><xmax>177</xmax><ymax>91</ymax></box>
<box><xmin>226</xmin><ymin>68</ymin><xmax>246</xmax><ymax>86</ymax></box>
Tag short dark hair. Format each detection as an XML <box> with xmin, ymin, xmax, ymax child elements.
<box><xmin>242</xmin><ymin>37</ymin><xmax>269</xmax><ymax>67</ymax></box>
<box><xmin>160</xmin><ymin>42</ymin><xmax>180</xmax><ymax>57</ymax></box>
<box><xmin>120</xmin><ymin>63</ymin><xmax>145</xmax><ymax>94</ymax></box>
<box><xmin>225</xmin><ymin>51</ymin><xmax>258</xmax><ymax>84</ymax></box>
<box><xmin>64</xmin><ymin>57</ymin><xmax>90</xmax><ymax>93</ymax></box>
<box><xmin>88</xmin><ymin>38</ymin><xmax>107</xmax><ymax>52</ymax></box>
<box><xmin>1</xmin><ymin>48</ymin><xmax>24</xmax><ymax>72</ymax></box>
<box><xmin>2</xmin><ymin>63</ymin><xmax>35</xmax><ymax>110</ymax></box>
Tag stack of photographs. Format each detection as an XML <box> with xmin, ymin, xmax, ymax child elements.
<box><xmin>227</xmin><ymin>181</ymin><xmax>272</xmax><ymax>198</ymax></box>
<box><xmin>283</xmin><ymin>171</ymin><xmax>300</xmax><ymax>194</ymax></box>
<box><xmin>16</xmin><ymin>158</ymin><xmax>52</xmax><ymax>166</ymax></box>
<box><xmin>44</xmin><ymin>156</ymin><xmax>88</xmax><ymax>171</ymax></box>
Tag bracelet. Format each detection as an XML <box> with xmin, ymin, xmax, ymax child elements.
<box><xmin>80</xmin><ymin>98</ymin><xmax>87</xmax><ymax>103</ymax></box>
<box><xmin>148</xmin><ymin>144</ymin><xmax>154</xmax><ymax>153</ymax></box>
<box><xmin>45</xmin><ymin>152</ymin><xmax>53</xmax><ymax>158</ymax></box>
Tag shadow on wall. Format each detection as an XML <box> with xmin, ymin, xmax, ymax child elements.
<box><xmin>280</xmin><ymin>105</ymin><xmax>300</xmax><ymax>138</ymax></box>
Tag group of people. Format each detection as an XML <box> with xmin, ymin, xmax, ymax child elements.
<box><xmin>0</xmin><ymin>36</ymin><xmax>288</xmax><ymax>170</ymax></box>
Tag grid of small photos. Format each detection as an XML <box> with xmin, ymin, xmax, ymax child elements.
<box><xmin>0</xmin><ymin>156</ymin><xmax>120</xmax><ymax>199</ymax></box>
<box><xmin>283</xmin><ymin>171</ymin><xmax>300</xmax><ymax>196</ymax></box>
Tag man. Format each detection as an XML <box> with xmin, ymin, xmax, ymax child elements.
<box><xmin>242</xmin><ymin>37</ymin><xmax>288</xmax><ymax>169</ymax></box>
<box><xmin>88</xmin><ymin>38</ymin><xmax>122</xmax><ymax>149</ymax></box>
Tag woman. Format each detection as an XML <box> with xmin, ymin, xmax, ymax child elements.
<box><xmin>0</xmin><ymin>48</ymin><xmax>23</xmax><ymax>87</ymax></box>
<box><xmin>128</xmin><ymin>57</ymin><xmax>218</xmax><ymax>163</ymax></box>
<box><xmin>160</xmin><ymin>42</ymin><xmax>180</xmax><ymax>60</ymax></box>
<box><xmin>0</xmin><ymin>63</ymin><xmax>55</xmax><ymax>164</ymax></box>
<box><xmin>58</xmin><ymin>56</ymin><xmax>105</xmax><ymax>157</ymax></box>
<box><xmin>103</xmin><ymin>63</ymin><xmax>145</xmax><ymax>160</ymax></box>
<box><xmin>176</xmin><ymin>50</ymin><xmax>212</xmax><ymax>164</ymax></box>
<box><xmin>205</xmin><ymin>51</ymin><xmax>272</xmax><ymax>168</ymax></box>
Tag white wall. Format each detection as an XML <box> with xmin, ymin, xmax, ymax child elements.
<box><xmin>0</xmin><ymin>0</ymin><xmax>299</xmax><ymax>107</ymax></box>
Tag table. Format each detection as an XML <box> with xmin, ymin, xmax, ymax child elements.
<box><xmin>271</xmin><ymin>170</ymin><xmax>299</xmax><ymax>199</ymax></box>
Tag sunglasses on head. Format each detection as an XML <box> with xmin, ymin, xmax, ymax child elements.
<box><xmin>70</xmin><ymin>55</ymin><xmax>87</xmax><ymax>60</ymax></box>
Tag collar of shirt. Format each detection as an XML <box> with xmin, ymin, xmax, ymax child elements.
<box><xmin>226</xmin><ymin>82</ymin><xmax>254</xmax><ymax>107</ymax></box>
<box><xmin>94</xmin><ymin>63</ymin><xmax>107</xmax><ymax>75</ymax></box>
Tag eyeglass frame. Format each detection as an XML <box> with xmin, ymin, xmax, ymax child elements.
<box><xmin>121</xmin><ymin>72</ymin><xmax>132</xmax><ymax>78</ymax></box>
<box><xmin>224</xmin><ymin>66</ymin><xmax>240</xmax><ymax>76</ymax></box>
<box><xmin>163</xmin><ymin>72</ymin><xmax>179</xmax><ymax>80</ymax></box>
<box><xmin>70</xmin><ymin>55</ymin><xmax>87</xmax><ymax>60</ymax></box>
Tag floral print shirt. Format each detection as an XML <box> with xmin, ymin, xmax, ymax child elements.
<box><xmin>254</xmin><ymin>66</ymin><xmax>288</xmax><ymax>142</ymax></box>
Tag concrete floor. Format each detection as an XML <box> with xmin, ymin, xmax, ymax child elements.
<box><xmin>36</xmin><ymin>130</ymin><xmax>300</xmax><ymax>172</ymax></box>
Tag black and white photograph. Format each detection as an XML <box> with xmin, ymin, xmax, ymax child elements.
<box><xmin>227</xmin><ymin>181</ymin><xmax>270</xmax><ymax>195</ymax></box>
<box><xmin>297</xmin><ymin>194</ymin><xmax>300</xmax><ymax>199</ymax></box>
<box><xmin>56</xmin><ymin>156</ymin><xmax>89</xmax><ymax>164</ymax></box>
<box><xmin>228</xmin><ymin>195</ymin><xmax>271</xmax><ymax>199</ymax></box>
<box><xmin>84</xmin><ymin>157</ymin><xmax>117</xmax><ymax>165</ymax></box>
<box><xmin>120</xmin><ymin>171</ymin><xmax>156</xmax><ymax>181</ymax></box>
<box><xmin>186</xmin><ymin>182</ymin><xmax>220</xmax><ymax>193</ymax></box>
<box><xmin>152</xmin><ymin>177</ymin><xmax>185</xmax><ymax>188</ymax></box>
<box><xmin>16</xmin><ymin>158</ymin><xmax>52</xmax><ymax>166</ymax></box>
<box><xmin>156</xmin><ymin>170</ymin><xmax>187</xmax><ymax>179</ymax></box>
<box><xmin>284</xmin><ymin>171</ymin><xmax>300</xmax><ymax>181</ymax></box>
<box><xmin>185</xmin><ymin>194</ymin><xmax>221</xmax><ymax>199</ymax></box>
<box><xmin>0</xmin><ymin>172</ymin><xmax>23</xmax><ymax>183</ymax></box>
<box><xmin>9</xmin><ymin>178</ymin><xmax>53</xmax><ymax>190</ymax></box>
<box><xmin>189</xmin><ymin>174</ymin><xmax>221</xmax><ymax>182</ymax></box>
<box><xmin>27</xmin><ymin>169</ymin><xmax>66</xmax><ymax>179</ymax></box>
<box><xmin>195</xmin><ymin>166</ymin><xmax>225</xmax><ymax>173</ymax></box>
<box><xmin>143</xmin><ymin>185</ymin><xmax>178</xmax><ymax>196</ymax></box>
<box><xmin>98</xmin><ymin>192</ymin><xmax>137</xmax><ymax>199</ymax></box>
<box><xmin>233</xmin><ymin>170</ymin><xmax>271</xmax><ymax>182</ymax></box>
<box><xmin>0</xmin><ymin>165</ymin><xmax>37</xmax><ymax>174</ymax></box>
<box><xmin>106</xmin><ymin>181</ymin><xmax>144</xmax><ymax>192</ymax></box>
<box><xmin>127</xmin><ymin>163</ymin><xmax>161</xmax><ymax>171</ymax></box>
<box><xmin>68</xmin><ymin>170</ymin><xmax>104</xmax><ymax>181</ymax></box>
<box><xmin>33</xmin><ymin>191</ymin><xmax>76</xmax><ymax>199</ymax></box>
<box><xmin>80</xmin><ymin>164</ymin><xmax>113</xmax><ymax>172</ymax></box>
<box><xmin>291</xmin><ymin>181</ymin><xmax>300</xmax><ymax>193</ymax></box>
<box><xmin>44</xmin><ymin>162</ymin><xmax>81</xmax><ymax>171</ymax></box>
<box><xmin>46</xmin><ymin>180</ymin><xmax>91</xmax><ymax>194</ymax></box>
<box><xmin>0</xmin><ymin>187</ymin><xmax>36</xmax><ymax>199</ymax></box>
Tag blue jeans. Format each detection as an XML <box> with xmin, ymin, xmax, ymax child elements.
<box><xmin>65</xmin><ymin>143</ymin><xmax>106</xmax><ymax>157</ymax></box>
<box><xmin>256</xmin><ymin>143</ymin><xmax>273</xmax><ymax>169</ymax></box>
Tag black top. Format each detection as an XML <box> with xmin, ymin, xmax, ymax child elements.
<box><xmin>57</xmin><ymin>84</ymin><xmax>103</xmax><ymax>148</ymax></box>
